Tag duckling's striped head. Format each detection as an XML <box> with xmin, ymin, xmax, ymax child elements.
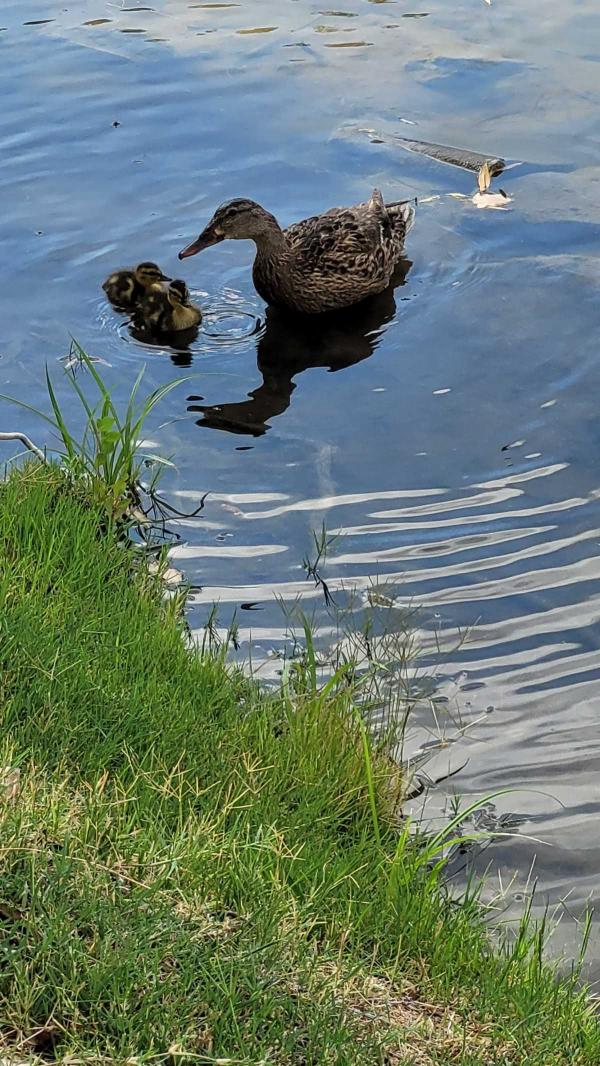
<box><xmin>135</xmin><ymin>262</ymin><xmax>170</xmax><ymax>287</ymax></box>
<box><xmin>167</xmin><ymin>279</ymin><xmax>191</xmax><ymax>306</ymax></box>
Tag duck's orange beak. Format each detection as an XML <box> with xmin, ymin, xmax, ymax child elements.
<box><xmin>178</xmin><ymin>225</ymin><xmax>224</xmax><ymax>260</ymax></box>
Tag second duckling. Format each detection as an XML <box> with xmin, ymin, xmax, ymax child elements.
<box><xmin>136</xmin><ymin>279</ymin><xmax>202</xmax><ymax>334</ymax></box>
<box><xmin>102</xmin><ymin>261</ymin><xmax>170</xmax><ymax>311</ymax></box>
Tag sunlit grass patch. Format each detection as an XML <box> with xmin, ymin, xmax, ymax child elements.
<box><xmin>0</xmin><ymin>462</ymin><xmax>599</xmax><ymax>1064</ymax></box>
<box><xmin>1</xmin><ymin>343</ymin><xmax>183</xmax><ymax>520</ymax></box>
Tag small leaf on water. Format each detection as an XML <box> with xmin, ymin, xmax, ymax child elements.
<box><xmin>477</xmin><ymin>161</ymin><xmax>492</xmax><ymax>193</ymax></box>
<box><xmin>1</xmin><ymin>767</ymin><xmax>20</xmax><ymax>805</ymax></box>
<box><xmin>236</xmin><ymin>26</ymin><xmax>277</xmax><ymax>34</ymax></box>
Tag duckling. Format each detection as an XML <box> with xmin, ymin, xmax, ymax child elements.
<box><xmin>102</xmin><ymin>261</ymin><xmax>170</xmax><ymax>311</ymax></box>
<box><xmin>136</xmin><ymin>279</ymin><xmax>202</xmax><ymax>334</ymax></box>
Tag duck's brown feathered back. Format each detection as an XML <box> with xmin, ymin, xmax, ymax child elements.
<box><xmin>253</xmin><ymin>190</ymin><xmax>415</xmax><ymax>314</ymax></box>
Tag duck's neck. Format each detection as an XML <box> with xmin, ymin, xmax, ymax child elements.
<box><xmin>251</xmin><ymin>212</ymin><xmax>287</xmax><ymax>259</ymax></box>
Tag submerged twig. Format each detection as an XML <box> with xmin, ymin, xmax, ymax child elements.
<box><xmin>148</xmin><ymin>489</ymin><xmax>209</xmax><ymax>521</ymax></box>
<box><xmin>0</xmin><ymin>432</ymin><xmax>46</xmax><ymax>463</ymax></box>
<box><xmin>129</xmin><ymin>488</ymin><xmax>210</xmax><ymax>548</ymax></box>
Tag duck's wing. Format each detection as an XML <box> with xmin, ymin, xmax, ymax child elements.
<box><xmin>284</xmin><ymin>197</ymin><xmax>391</xmax><ymax>276</ymax></box>
<box><xmin>102</xmin><ymin>270</ymin><xmax>138</xmax><ymax>309</ymax></box>
<box><xmin>133</xmin><ymin>289</ymin><xmax>166</xmax><ymax>329</ymax></box>
<box><xmin>102</xmin><ymin>270</ymin><xmax>129</xmax><ymax>293</ymax></box>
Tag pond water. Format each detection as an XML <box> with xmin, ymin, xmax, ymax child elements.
<box><xmin>2</xmin><ymin>0</ymin><xmax>600</xmax><ymax>973</ymax></box>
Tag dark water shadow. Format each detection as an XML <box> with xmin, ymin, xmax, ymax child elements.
<box><xmin>128</xmin><ymin>321</ymin><xmax>200</xmax><ymax>367</ymax></box>
<box><xmin>188</xmin><ymin>258</ymin><xmax>412</xmax><ymax>436</ymax></box>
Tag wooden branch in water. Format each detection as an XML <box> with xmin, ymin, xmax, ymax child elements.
<box><xmin>0</xmin><ymin>432</ymin><xmax>46</xmax><ymax>463</ymax></box>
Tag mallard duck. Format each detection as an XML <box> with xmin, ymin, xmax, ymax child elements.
<box><xmin>178</xmin><ymin>190</ymin><xmax>415</xmax><ymax>314</ymax></box>
<box><xmin>135</xmin><ymin>279</ymin><xmax>202</xmax><ymax>334</ymax></box>
<box><xmin>102</xmin><ymin>261</ymin><xmax>170</xmax><ymax>310</ymax></box>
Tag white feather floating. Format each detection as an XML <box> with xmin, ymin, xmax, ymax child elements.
<box><xmin>472</xmin><ymin>190</ymin><xmax>513</xmax><ymax>210</ymax></box>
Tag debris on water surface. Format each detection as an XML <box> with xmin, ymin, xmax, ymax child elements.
<box><xmin>148</xmin><ymin>560</ymin><xmax>184</xmax><ymax>588</ymax></box>
<box><xmin>388</xmin><ymin>135</ymin><xmax>506</xmax><ymax>176</ymax></box>
<box><xmin>471</xmin><ymin>160</ymin><xmax>513</xmax><ymax>209</ymax></box>
<box><xmin>352</xmin><ymin>127</ymin><xmax>516</xmax><ymax>181</ymax></box>
<box><xmin>352</xmin><ymin>128</ymin><xmax>514</xmax><ymax>210</ymax></box>
<box><xmin>60</xmin><ymin>352</ymin><xmax>112</xmax><ymax>371</ymax></box>
<box><xmin>127</xmin><ymin>505</ymin><xmax>151</xmax><ymax>526</ymax></box>
<box><xmin>472</xmin><ymin>188</ymin><xmax>512</xmax><ymax>209</ymax></box>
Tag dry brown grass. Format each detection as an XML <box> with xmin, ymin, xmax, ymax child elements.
<box><xmin>307</xmin><ymin>963</ymin><xmax>514</xmax><ymax>1066</ymax></box>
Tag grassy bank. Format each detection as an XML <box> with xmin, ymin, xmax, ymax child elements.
<box><xmin>0</xmin><ymin>462</ymin><xmax>598</xmax><ymax>1064</ymax></box>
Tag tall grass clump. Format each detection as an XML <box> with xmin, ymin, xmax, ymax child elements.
<box><xmin>0</xmin><ymin>387</ymin><xmax>599</xmax><ymax>1060</ymax></box>
<box><xmin>1</xmin><ymin>341</ymin><xmax>182</xmax><ymax>519</ymax></box>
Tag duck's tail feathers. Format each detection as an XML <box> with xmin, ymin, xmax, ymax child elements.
<box><xmin>369</xmin><ymin>187</ymin><xmax>386</xmax><ymax>212</ymax></box>
<box><xmin>386</xmin><ymin>197</ymin><xmax>417</xmax><ymax>236</ymax></box>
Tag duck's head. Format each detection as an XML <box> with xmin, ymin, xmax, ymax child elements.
<box><xmin>134</xmin><ymin>262</ymin><xmax>170</xmax><ymax>288</ymax></box>
<box><xmin>179</xmin><ymin>199</ymin><xmax>277</xmax><ymax>259</ymax></box>
<box><xmin>167</xmin><ymin>279</ymin><xmax>191</xmax><ymax>306</ymax></box>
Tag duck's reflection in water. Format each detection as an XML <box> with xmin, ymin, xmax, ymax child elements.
<box><xmin>188</xmin><ymin>258</ymin><xmax>412</xmax><ymax>436</ymax></box>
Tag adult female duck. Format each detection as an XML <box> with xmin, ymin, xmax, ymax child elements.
<box><xmin>179</xmin><ymin>190</ymin><xmax>415</xmax><ymax>314</ymax></box>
